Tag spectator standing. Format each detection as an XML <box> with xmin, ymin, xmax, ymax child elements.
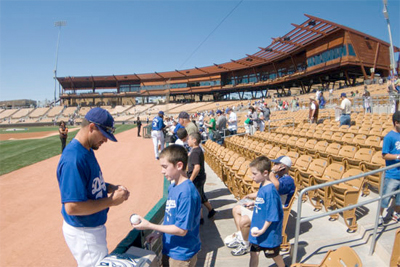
<box><xmin>319</xmin><ymin>92</ymin><xmax>326</xmax><ymax>109</ymax></box>
<box><xmin>309</xmin><ymin>96</ymin><xmax>319</xmax><ymax>124</ymax></box>
<box><xmin>56</xmin><ymin>108</ymin><xmax>130</xmax><ymax>267</ymax></box>
<box><xmin>132</xmin><ymin>145</ymin><xmax>201</xmax><ymax>267</ymax></box>
<box><xmin>59</xmin><ymin>120</ymin><xmax>68</xmax><ymax>152</ymax></box>
<box><xmin>178</xmin><ymin>111</ymin><xmax>198</xmax><ymax>136</ymax></box>
<box><xmin>187</xmin><ymin>132</ymin><xmax>217</xmax><ymax>225</ymax></box>
<box><xmin>136</xmin><ymin>116</ymin><xmax>142</xmax><ymax>137</ymax></box>
<box><xmin>226</xmin><ymin>108</ymin><xmax>237</xmax><ymax>135</ymax></box>
<box><xmin>204</xmin><ymin>113</ymin><xmax>217</xmax><ymax>141</ymax></box>
<box><xmin>249</xmin><ymin>106</ymin><xmax>258</xmax><ymax>135</ymax></box>
<box><xmin>363</xmin><ymin>86</ymin><xmax>372</xmax><ymax>113</ymax></box>
<box><xmin>335</xmin><ymin>93</ymin><xmax>352</xmax><ymax>126</ymax></box>
<box><xmin>151</xmin><ymin>111</ymin><xmax>166</xmax><ymax>160</ymax></box>
<box><xmin>379</xmin><ymin>111</ymin><xmax>400</xmax><ymax>225</ymax></box>
<box><xmin>216</xmin><ymin>109</ymin><xmax>227</xmax><ymax>144</ymax></box>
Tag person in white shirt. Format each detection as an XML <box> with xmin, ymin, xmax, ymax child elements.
<box><xmin>335</xmin><ymin>93</ymin><xmax>352</xmax><ymax>126</ymax></box>
<box><xmin>226</xmin><ymin>108</ymin><xmax>237</xmax><ymax>135</ymax></box>
<box><xmin>198</xmin><ymin>113</ymin><xmax>204</xmax><ymax>129</ymax></box>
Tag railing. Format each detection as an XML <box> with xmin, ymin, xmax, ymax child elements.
<box><xmin>292</xmin><ymin>161</ymin><xmax>400</xmax><ymax>265</ymax></box>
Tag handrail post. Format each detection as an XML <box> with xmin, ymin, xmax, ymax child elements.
<box><xmin>292</xmin><ymin>189</ymin><xmax>305</xmax><ymax>265</ymax></box>
<box><xmin>369</xmin><ymin>171</ymin><xmax>386</xmax><ymax>255</ymax></box>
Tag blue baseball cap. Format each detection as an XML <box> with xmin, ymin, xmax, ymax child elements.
<box><xmin>158</xmin><ymin>111</ymin><xmax>164</xmax><ymax>116</ymax></box>
<box><xmin>225</xmin><ymin>108</ymin><xmax>231</xmax><ymax>113</ymax></box>
<box><xmin>85</xmin><ymin>107</ymin><xmax>117</xmax><ymax>142</ymax></box>
<box><xmin>340</xmin><ymin>93</ymin><xmax>347</xmax><ymax>98</ymax></box>
<box><xmin>216</xmin><ymin>109</ymin><xmax>222</xmax><ymax>114</ymax></box>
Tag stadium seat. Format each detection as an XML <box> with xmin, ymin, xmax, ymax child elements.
<box><xmin>299</xmin><ymin>159</ymin><xmax>329</xmax><ymax>204</ymax></box>
<box><xmin>303</xmin><ymin>139</ymin><xmax>318</xmax><ymax>155</ymax></box>
<box><xmin>293</xmin><ymin>155</ymin><xmax>315</xmax><ymax>193</ymax></box>
<box><xmin>330</xmin><ymin>145</ymin><xmax>357</xmax><ymax>168</ymax></box>
<box><xmin>295</xmin><ymin>137</ymin><xmax>308</xmax><ymax>154</ymax></box>
<box><xmin>390</xmin><ymin>229</ymin><xmax>400</xmax><ymax>267</ymax></box>
<box><xmin>330</xmin><ymin>168</ymin><xmax>365</xmax><ymax>232</ymax></box>
<box><xmin>267</xmin><ymin>146</ymin><xmax>281</xmax><ymax>160</ymax></box>
<box><xmin>318</xmin><ymin>143</ymin><xmax>341</xmax><ymax>163</ymax></box>
<box><xmin>221</xmin><ymin>153</ymin><xmax>240</xmax><ymax>185</ymax></box>
<box><xmin>345</xmin><ymin>148</ymin><xmax>373</xmax><ymax>171</ymax></box>
<box><xmin>361</xmin><ymin>151</ymin><xmax>385</xmax><ymax>196</ymax></box>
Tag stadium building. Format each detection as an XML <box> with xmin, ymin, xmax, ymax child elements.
<box><xmin>58</xmin><ymin>14</ymin><xmax>399</xmax><ymax>107</ymax></box>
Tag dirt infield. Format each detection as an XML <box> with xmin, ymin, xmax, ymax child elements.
<box><xmin>0</xmin><ymin>128</ymin><xmax>164</xmax><ymax>267</ymax></box>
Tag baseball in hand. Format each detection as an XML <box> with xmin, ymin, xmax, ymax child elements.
<box><xmin>251</xmin><ymin>227</ymin><xmax>259</xmax><ymax>234</ymax></box>
<box><xmin>130</xmin><ymin>214</ymin><xmax>141</xmax><ymax>225</ymax></box>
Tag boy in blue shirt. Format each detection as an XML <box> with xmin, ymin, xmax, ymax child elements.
<box><xmin>132</xmin><ymin>145</ymin><xmax>201</xmax><ymax>267</ymax></box>
<box><xmin>380</xmin><ymin>111</ymin><xmax>400</xmax><ymax>224</ymax></box>
<box><xmin>247</xmin><ymin>156</ymin><xmax>285</xmax><ymax>267</ymax></box>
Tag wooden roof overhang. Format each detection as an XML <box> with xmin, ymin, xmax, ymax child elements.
<box><xmin>58</xmin><ymin>14</ymin><xmax>398</xmax><ymax>92</ymax></box>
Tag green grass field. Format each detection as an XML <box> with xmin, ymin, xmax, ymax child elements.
<box><xmin>0</xmin><ymin>126</ymin><xmax>74</xmax><ymax>134</ymax></box>
<box><xmin>0</xmin><ymin>124</ymin><xmax>136</xmax><ymax>176</ymax></box>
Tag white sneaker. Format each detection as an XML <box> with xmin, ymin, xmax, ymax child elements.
<box><xmin>224</xmin><ymin>231</ymin><xmax>240</xmax><ymax>245</ymax></box>
<box><xmin>231</xmin><ymin>243</ymin><xmax>250</xmax><ymax>256</ymax></box>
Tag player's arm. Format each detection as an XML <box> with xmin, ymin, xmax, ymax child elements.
<box><xmin>64</xmin><ymin>187</ymin><xmax>129</xmax><ymax>216</ymax></box>
<box><xmin>244</xmin><ymin>192</ymin><xmax>257</xmax><ymax>199</ymax></box>
<box><xmin>189</xmin><ymin>164</ymin><xmax>200</xmax><ymax>182</ymax></box>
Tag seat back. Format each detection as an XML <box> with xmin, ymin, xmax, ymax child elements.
<box><xmin>352</xmin><ymin>134</ymin><xmax>367</xmax><ymax>147</ymax></box>
<box><xmin>369</xmin><ymin>127</ymin><xmax>383</xmax><ymax>137</ymax></box>
<box><xmin>287</xmin><ymin>136</ymin><xmax>299</xmax><ymax>147</ymax></box>
<box><xmin>338</xmin><ymin>145</ymin><xmax>357</xmax><ymax>159</ymax></box>
<box><xmin>313</xmin><ymin>130</ymin><xmax>324</xmax><ymax>139</ymax></box>
<box><xmin>295</xmin><ymin>137</ymin><xmax>307</xmax><ymax>150</ymax></box>
<box><xmin>307</xmin><ymin>159</ymin><xmax>329</xmax><ymax>178</ymax></box>
<box><xmin>353</xmin><ymin>148</ymin><xmax>374</xmax><ymax>163</ymax></box>
<box><xmin>348</xmin><ymin>125</ymin><xmax>360</xmax><ymax>134</ymax></box>
<box><xmin>342</xmin><ymin>168</ymin><xmax>364</xmax><ymax>188</ymax></box>
<box><xmin>223</xmin><ymin>150</ymin><xmax>235</xmax><ymax>162</ymax></box>
<box><xmin>364</xmin><ymin>135</ymin><xmax>381</xmax><ymax>148</ymax></box>
<box><xmin>323</xmin><ymin>163</ymin><xmax>345</xmax><ymax>180</ymax></box>
<box><xmin>236</xmin><ymin>160</ymin><xmax>251</xmax><ymax>176</ymax></box>
<box><xmin>314</xmin><ymin>140</ymin><xmax>329</xmax><ymax>154</ymax></box>
<box><xmin>287</xmin><ymin>151</ymin><xmax>300</xmax><ymax>166</ymax></box>
<box><xmin>325</xmin><ymin>143</ymin><xmax>342</xmax><ymax>156</ymax></box>
<box><xmin>267</xmin><ymin>146</ymin><xmax>281</xmax><ymax>159</ymax></box>
<box><xmin>305</xmin><ymin>129</ymin><xmax>315</xmax><ymax>138</ymax></box>
<box><xmin>276</xmin><ymin>148</ymin><xmax>289</xmax><ymax>158</ymax></box>
<box><xmin>390</xmin><ymin>229</ymin><xmax>400</xmax><ymax>267</ymax></box>
<box><xmin>331</xmin><ymin>132</ymin><xmax>344</xmax><ymax>142</ymax></box>
<box><xmin>226</xmin><ymin>153</ymin><xmax>240</xmax><ymax>167</ymax></box>
<box><xmin>358</xmin><ymin>126</ymin><xmax>371</xmax><ymax>135</ymax></box>
<box><xmin>295</xmin><ymin>155</ymin><xmax>313</xmax><ymax>172</ymax></box>
<box><xmin>340</xmin><ymin>133</ymin><xmax>355</xmax><ymax>144</ymax></box>
<box><xmin>261</xmin><ymin>144</ymin><xmax>274</xmax><ymax>156</ymax></box>
<box><xmin>231</xmin><ymin>157</ymin><xmax>246</xmax><ymax>171</ymax></box>
<box><xmin>321</xmin><ymin>130</ymin><xmax>333</xmax><ymax>140</ymax></box>
<box><xmin>338</xmin><ymin>124</ymin><xmax>350</xmax><ymax>132</ymax></box>
<box><xmin>304</xmin><ymin>139</ymin><xmax>318</xmax><ymax>151</ymax></box>
<box><xmin>321</xmin><ymin>246</ymin><xmax>363</xmax><ymax>267</ymax></box>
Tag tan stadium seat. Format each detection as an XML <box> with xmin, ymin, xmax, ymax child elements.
<box><xmin>330</xmin><ymin>168</ymin><xmax>365</xmax><ymax>232</ymax></box>
<box><xmin>351</xmin><ymin>134</ymin><xmax>367</xmax><ymax>148</ymax></box>
<box><xmin>276</xmin><ymin>148</ymin><xmax>289</xmax><ymax>159</ymax></box>
<box><xmin>292</xmin><ymin>155</ymin><xmax>313</xmax><ymax>190</ymax></box>
<box><xmin>253</xmin><ymin>142</ymin><xmax>266</xmax><ymax>158</ymax></box>
<box><xmin>369</xmin><ymin>127</ymin><xmax>383</xmax><ymax>137</ymax></box>
<box><xmin>287</xmin><ymin>151</ymin><xmax>301</xmax><ymax>178</ymax></box>
<box><xmin>338</xmin><ymin>133</ymin><xmax>355</xmax><ymax>145</ymax></box>
<box><xmin>312</xmin><ymin>130</ymin><xmax>324</xmax><ymax>140</ymax></box>
<box><xmin>272</xmin><ymin>133</ymin><xmax>284</xmax><ymax>146</ymax></box>
<box><xmin>299</xmin><ymin>159</ymin><xmax>329</xmax><ymax>203</ymax></box>
<box><xmin>217</xmin><ymin>150</ymin><xmax>235</xmax><ymax>179</ymax></box>
<box><xmin>260</xmin><ymin>144</ymin><xmax>274</xmax><ymax>157</ymax></box>
<box><xmin>345</xmin><ymin>148</ymin><xmax>373</xmax><ymax>171</ymax></box>
<box><xmin>331</xmin><ymin>132</ymin><xmax>344</xmax><ymax>143</ymax></box>
<box><xmin>240</xmin><ymin>168</ymin><xmax>254</xmax><ymax>198</ymax></box>
<box><xmin>359</xmin><ymin>135</ymin><xmax>381</xmax><ymax>151</ymax></box>
<box><xmin>318</xmin><ymin>142</ymin><xmax>341</xmax><ymax>163</ymax></box>
<box><xmin>358</xmin><ymin>126</ymin><xmax>371</xmax><ymax>135</ymax></box>
<box><xmin>330</xmin><ymin>125</ymin><xmax>340</xmax><ymax>132</ymax></box>
<box><xmin>286</xmin><ymin>136</ymin><xmax>299</xmax><ymax>151</ymax></box>
<box><xmin>281</xmin><ymin>189</ymin><xmax>297</xmax><ymax>252</ymax></box>
<box><xmin>348</xmin><ymin>125</ymin><xmax>360</xmax><ymax>134</ymax></box>
<box><xmin>244</xmin><ymin>141</ymin><xmax>259</xmax><ymax>159</ymax></box>
<box><xmin>305</xmin><ymin>129</ymin><xmax>315</xmax><ymax>139</ymax></box>
<box><xmin>291</xmin><ymin>246</ymin><xmax>363</xmax><ymax>267</ymax></box>
<box><xmin>303</xmin><ymin>139</ymin><xmax>318</xmax><ymax>155</ymax></box>
<box><xmin>267</xmin><ymin>146</ymin><xmax>281</xmax><ymax>160</ymax></box>
<box><xmin>311</xmin><ymin>163</ymin><xmax>345</xmax><ymax>211</ymax></box>
<box><xmin>221</xmin><ymin>153</ymin><xmax>240</xmax><ymax>185</ymax></box>
<box><xmin>330</xmin><ymin>145</ymin><xmax>357</xmax><ymax>167</ymax></box>
<box><xmin>390</xmin><ymin>229</ymin><xmax>400</xmax><ymax>267</ymax></box>
<box><xmin>361</xmin><ymin>151</ymin><xmax>385</xmax><ymax>196</ymax></box>
<box><xmin>319</xmin><ymin>130</ymin><xmax>333</xmax><ymax>142</ymax></box>
<box><xmin>226</xmin><ymin>157</ymin><xmax>247</xmax><ymax>196</ymax></box>
<box><xmin>278</xmin><ymin>134</ymin><xmax>290</xmax><ymax>149</ymax></box>
<box><xmin>231</xmin><ymin>160</ymin><xmax>251</xmax><ymax>199</ymax></box>
<box><xmin>308</xmin><ymin>140</ymin><xmax>329</xmax><ymax>158</ymax></box>
<box><xmin>295</xmin><ymin>137</ymin><xmax>308</xmax><ymax>154</ymax></box>
<box><xmin>338</xmin><ymin>124</ymin><xmax>350</xmax><ymax>133</ymax></box>
<box><xmin>286</xmin><ymin>127</ymin><xmax>295</xmax><ymax>136</ymax></box>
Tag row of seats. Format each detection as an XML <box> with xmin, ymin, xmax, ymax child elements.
<box><xmin>203</xmin><ymin>140</ymin><xmax>295</xmax><ymax>251</ymax></box>
<box><xmin>223</xmin><ymin>134</ymin><xmax>385</xmax><ymax>231</ymax></box>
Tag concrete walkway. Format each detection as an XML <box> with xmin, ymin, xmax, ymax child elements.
<box><xmin>197</xmin><ymin>163</ymin><xmax>397</xmax><ymax>267</ymax></box>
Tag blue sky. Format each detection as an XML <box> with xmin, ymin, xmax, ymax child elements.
<box><xmin>1</xmin><ymin>0</ymin><xmax>399</xmax><ymax>102</ymax></box>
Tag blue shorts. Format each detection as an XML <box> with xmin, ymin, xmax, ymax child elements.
<box><xmin>381</xmin><ymin>178</ymin><xmax>400</xmax><ymax>208</ymax></box>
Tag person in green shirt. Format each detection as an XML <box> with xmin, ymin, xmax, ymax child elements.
<box><xmin>204</xmin><ymin>113</ymin><xmax>217</xmax><ymax>141</ymax></box>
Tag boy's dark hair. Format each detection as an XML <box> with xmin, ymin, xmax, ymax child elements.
<box><xmin>160</xmin><ymin>145</ymin><xmax>188</xmax><ymax>169</ymax></box>
<box><xmin>393</xmin><ymin>111</ymin><xmax>400</xmax><ymax>125</ymax></box>
<box><xmin>189</xmin><ymin>132</ymin><xmax>202</xmax><ymax>145</ymax></box>
<box><xmin>249</xmin><ymin>156</ymin><xmax>271</xmax><ymax>173</ymax></box>
<box><xmin>177</xmin><ymin>128</ymin><xmax>188</xmax><ymax>140</ymax></box>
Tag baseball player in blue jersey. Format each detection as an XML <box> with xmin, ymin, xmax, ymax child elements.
<box><xmin>151</xmin><ymin>111</ymin><xmax>166</xmax><ymax>160</ymax></box>
<box><xmin>56</xmin><ymin>107</ymin><xmax>130</xmax><ymax>267</ymax></box>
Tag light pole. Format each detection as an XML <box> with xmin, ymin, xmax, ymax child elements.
<box><xmin>382</xmin><ymin>0</ymin><xmax>396</xmax><ymax>75</ymax></box>
<box><xmin>54</xmin><ymin>21</ymin><xmax>67</xmax><ymax>105</ymax></box>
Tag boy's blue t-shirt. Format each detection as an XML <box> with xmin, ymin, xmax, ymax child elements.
<box><xmin>382</xmin><ymin>130</ymin><xmax>400</xmax><ymax>179</ymax></box>
<box><xmin>163</xmin><ymin>179</ymin><xmax>201</xmax><ymax>261</ymax></box>
<box><xmin>249</xmin><ymin>183</ymin><xmax>283</xmax><ymax>248</ymax></box>
<box><xmin>56</xmin><ymin>139</ymin><xmax>108</xmax><ymax>227</ymax></box>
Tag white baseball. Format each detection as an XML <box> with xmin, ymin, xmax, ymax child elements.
<box><xmin>130</xmin><ymin>214</ymin><xmax>141</xmax><ymax>225</ymax></box>
<box><xmin>251</xmin><ymin>227</ymin><xmax>259</xmax><ymax>234</ymax></box>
